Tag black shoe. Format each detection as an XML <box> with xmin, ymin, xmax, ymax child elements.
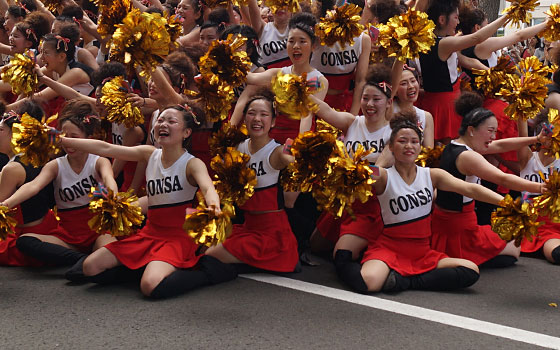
<box><xmin>65</xmin><ymin>256</ymin><xmax>89</xmax><ymax>283</ymax></box>
<box><xmin>382</xmin><ymin>270</ymin><xmax>410</xmax><ymax>293</ymax></box>
<box><xmin>300</xmin><ymin>250</ymin><xmax>320</xmax><ymax>267</ymax></box>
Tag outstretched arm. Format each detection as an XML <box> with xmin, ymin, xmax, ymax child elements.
<box><xmin>430</xmin><ymin>167</ymin><xmax>503</xmax><ymax>205</ymax></box>
<box><xmin>60</xmin><ymin>137</ymin><xmax>155</xmax><ymax>163</ymax></box>
<box><xmin>1</xmin><ymin>160</ymin><xmax>58</xmax><ymax>209</ymax></box>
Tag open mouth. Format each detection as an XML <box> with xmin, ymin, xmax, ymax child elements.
<box><xmin>158</xmin><ymin>130</ymin><xmax>170</xmax><ymax>137</ymax></box>
<box><xmin>251</xmin><ymin>124</ymin><xmax>263</xmax><ymax>131</ymax></box>
<box><xmin>292</xmin><ymin>52</ymin><xmax>302</xmax><ymax>60</ymax></box>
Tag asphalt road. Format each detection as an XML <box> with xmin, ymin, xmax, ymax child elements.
<box><xmin>1</xmin><ymin>254</ymin><xmax>559</xmax><ymax>349</ymax></box>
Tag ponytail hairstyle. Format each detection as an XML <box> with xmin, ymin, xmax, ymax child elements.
<box><xmin>427</xmin><ymin>0</ymin><xmax>460</xmax><ymax>30</ymax></box>
<box><xmin>0</xmin><ymin>100</ymin><xmax>45</xmax><ymax>129</ymax></box>
<box><xmin>389</xmin><ymin>112</ymin><xmax>423</xmax><ymax>145</ymax></box>
<box><xmin>369</xmin><ymin>0</ymin><xmax>404</xmax><ymax>24</ymax></box>
<box><xmin>458</xmin><ymin>4</ymin><xmax>486</xmax><ymax>35</ymax></box>
<box><xmin>161</xmin><ymin>50</ymin><xmax>197</xmax><ymax>91</ymax></box>
<box><xmin>288</xmin><ymin>12</ymin><xmax>317</xmax><ymax>44</ymax></box>
<box><xmin>58</xmin><ymin>99</ymin><xmax>104</xmax><ymax>139</ymax></box>
<box><xmin>91</xmin><ymin>62</ymin><xmax>127</xmax><ymax>87</ymax></box>
<box><xmin>200</xmin><ymin>21</ymin><xmax>226</xmax><ymax>39</ymax></box>
<box><xmin>242</xmin><ymin>88</ymin><xmax>276</xmax><ymax>119</ymax></box>
<box><xmin>15</xmin><ymin>12</ymin><xmax>50</xmax><ymax>50</ymax></box>
<box><xmin>455</xmin><ymin>91</ymin><xmax>495</xmax><ymax>136</ymax></box>
<box><xmin>162</xmin><ymin>102</ymin><xmax>205</xmax><ymax>149</ymax></box>
<box><xmin>365</xmin><ymin>64</ymin><xmax>393</xmax><ymax>99</ymax></box>
<box><xmin>221</xmin><ymin>25</ymin><xmax>261</xmax><ymax>66</ymax></box>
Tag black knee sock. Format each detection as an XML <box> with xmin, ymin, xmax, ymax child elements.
<box><xmin>89</xmin><ymin>265</ymin><xmax>131</xmax><ymax>285</ymax></box>
<box><xmin>479</xmin><ymin>255</ymin><xmax>518</xmax><ymax>269</ymax></box>
<box><xmin>16</xmin><ymin>236</ymin><xmax>86</xmax><ymax>266</ymax></box>
<box><xmin>150</xmin><ymin>256</ymin><xmax>237</xmax><ymax>299</ymax></box>
<box><xmin>65</xmin><ymin>256</ymin><xmax>88</xmax><ymax>282</ymax></box>
<box><xmin>334</xmin><ymin>249</ymin><xmax>368</xmax><ymax>293</ymax></box>
<box><xmin>551</xmin><ymin>246</ymin><xmax>560</xmax><ymax>265</ymax></box>
<box><xmin>408</xmin><ymin>266</ymin><xmax>479</xmax><ymax>291</ymax></box>
<box><xmin>285</xmin><ymin>207</ymin><xmax>315</xmax><ymax>254</ymax></box>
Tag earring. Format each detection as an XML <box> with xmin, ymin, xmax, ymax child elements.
<box><xmin>470</xmin><ymin>131</ymin><xmax>474</xmax><ymax>137</ymax></box>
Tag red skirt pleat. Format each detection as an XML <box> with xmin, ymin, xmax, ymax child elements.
<box><xmin>49</xmin><ymin>207</ymin><xmax>99</xmax><ymax>252</ymax></box>
<box><xmin>420</xmin><ymin>81</ymin><xmax>461</xmax><ymax>141</ymax></box>
<box><xmin>521</xmin><ymin>216</ymin><xmax>560</xmax><ymax>253</ymax></box>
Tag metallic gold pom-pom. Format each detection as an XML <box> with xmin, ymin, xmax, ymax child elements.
<box><xmin>315</xmin><ymin>4</ymin><xmax>365</xmax><ymax>48</ymax></box>
<box><xmin>97</xmin><ymin>0</ymin><xmax>132</xmax><ymax>39</ymax></box>
<box><xmin>88</xmin><ymin>187</ymin><xmax>144</xmax><ymax>237</ymax></box>
<box><xmin>502</xmin><ymin>0</ymin><xmax>539</xmax><ymax>28</ymax></box>
<box><xmin>316</xmin><ymin>118</ymin><xmax>342</xmax><ymax>138</ymax></box>
<box><xmin>208</xmin><ymin>123</ymin><xmax>248</xmax><ymax>157</ymax></box>
<box><xmin>201</xmin><ymin>0</ymin><xmax>249</xmax><ymax>8</ymax></box>
<box><xmin>271</xmin><ymin>71</ymin><xmax>321</xmax><ymax>120</ymax></box>
<box><xmin>415</xmin><ymin>145</ymin><xmax>445</xmax><ymax>168</ymax></box>
<box><xmin>473</xmin><ymin>56</ymin><xmax>516</xmax><ymax>97</ymax></box>
<box><xmin>11</xmin><ymin>114</ymin><xmax>62</xmax><ymax>167</ymax></box>
<box><xmin>211</xmin><ymin>147</ymin><xmax>257</xmax><ymax>207</ymax></box>
<box><xmin>1</xmin><ymin>50</ymin><xmax>39</xmax><ymax>97</ymax></box>
<box><xmin>264</xmin><ymin>0</ymin><xmax>301</xmax><ymax>14</ymax></box>
<box><xmin>545</xmin><ymin>108</ymin><xmax>560</xmax><ymax>159</ymax></box>
<box><xmin>378</xmin><ymin>8</ymin><xmax>436</xmax><ymax>62</ymax></box>
<box><xmin>532</xmin><ymin>170</ymin><xmax>560</xmax><ymax>223</ymax></box>
<box><xmin>184</xmin><ymin>199</ymin><xmax>234</xmax><ymax>247</ymax></box>
<box><xmin>491</xmin><ymin>195</ymin><xmax>542</xmax><ymax>246</ymax></box>
<box><xmin>40</xmin><ymin>0</ymin><xmax>61</xmax><ymax>12</ymax></box>
<box><xmin>185</xmin><ymin>76</ymin><xmax>235</xmax><ymax>122</ymax></box>
<box><xmin>541</xmin><ymin>4</ymin><xmax>560</xmax><ymax>42</ymax></box>
<box><xmin>0</xmin><ymin>206</ymin><xmax>17</xmax><ymax>241</ymax></box>
<box><xmin>100</xmin><ymin>76</ymin><xmax>144</xmax><ymax>128</ymax></box>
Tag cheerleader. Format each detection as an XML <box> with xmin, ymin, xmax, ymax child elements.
<box><xmin>60</xmin><ymin>104</ymin><xmax>236</xmax><ymax>298</ymax></box>
<box><xmin>1</xmin><ymin>100</ymin><xmax>118</xmax><ymax>267</ymax></box>
<box><xmin>206</xmin><ymin>91</ymin><xmax>299</xmax><ymax>273</ymax></box>
<box><xmin>337</xmin><ymin>113</ymin><xmax>505</xmax><ymax>294</ymax></box>
<box><xmin>0</xmin><ymin>102</ymin><xmax>58</xmax><ymax>266</ymax></box>
<box><xmin>517</xmin><ymin>112</ymin><xmax>560</xmax><ymax>264</ymax></box>
<box><xmin>176</xmin><ymin>0</ymin><xmax>204</xmax><ymax>45</ymax></box>
<box><xmin>431</xmin><ymin>92</ymin><xmax>547</xmax><ymax>268</ymax></box>
<box><xmin>418</xmin><ymin>0</ymin><xmax>508</xmax><ymax>143</ymax></box>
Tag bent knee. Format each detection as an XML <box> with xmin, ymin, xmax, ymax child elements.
<box><xmin>361</xmin><ymin>271</ymin><xmax>383</xmax><ymax>292</ymax></box>
<box><xmin>140</xmin><ymin>274</ymin><xmax>166</xmax><ymax>297</ymax></box>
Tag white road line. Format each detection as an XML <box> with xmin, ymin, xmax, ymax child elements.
<box><xmin>241</xmin><ymin>274</ymin><xmax>560</xmax><ymax>349</ymax></box>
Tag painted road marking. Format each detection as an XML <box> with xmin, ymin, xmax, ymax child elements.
<box><xmin>241</xmin><ymin>274</ymin><xmax>560</xmax><ymax>349</ymax></box>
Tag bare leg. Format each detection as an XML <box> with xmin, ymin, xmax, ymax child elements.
<box><xmin>360</xmin><ymin>259</ymin><xmax>391</xmax><ymax>292</ymax></box>
<box><xmin>205</xmin><ymin>244</ymin><xmax>243</xmax><ymax>264</ymax></box>
<box><xmin>334</xmin><ymin>234</ymin><xmax>368</xmax><ymax>260</ymax></box>
<box><xmin>543</xmin><ymin>238</ymin><xmax>560</xmax><ymax>264</ymax></box>
<box><xmin>140</xmin><ymin>260</ymin><xmax>177</xmax><ymax>296</ymax></box>
<box><xmin>83</xmin><ymin>247</ymin><xmax>121</xmax><ymax>276</ymax></box>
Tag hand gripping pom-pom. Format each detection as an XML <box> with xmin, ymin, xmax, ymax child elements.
<box><xmin>11</xmin><ymin>114</ymin><xmax>62</xmax><ymax>167</ymax></box>
<box><xmin>473</xmin><ymin>56</ymin><xmax>517</xmax><ymax>98</ymax></box>
<box><xmin>541</xmin><ymin>4</ymin><xmax>560</xmax><ymax>42</ymax></box>
<box><xmin>502</xmin><ymin>0</ymin><xmax>539</xmax><ymax>28</ymax></box>
<box><xmin>208</xmin><ymin>123</ymin><xmax>248</xmax><ymax>157</ymax></box>
<box><xmin>315</xmin><ymin>4</ymin><xmax>365</xmax><ymax>48</ymax></box>
<box><xmin>545</xmin><ymin>109</ymin><xmax>560</xmax><ymax>159</ymax></box>
<box><xmin>1</xmin><ymin>50</ymin><xmax>39</xmax><ymax>96</ymax></box>
<box><xmin>88</xmin><ymin>187</ymin><xmax>144</xmax><ymax>237</ymax></box>
<box><xmin>0</xmin><ymin>206</ymin><xmax>17</xmax><ymax>241</ymax></box>
<box><xmin>532</xmin><ymin>170</ymin><xmax>560</xmax><ymax>223</ymax></box>
<box><xmin>491</xmin><ymin>195</ymin><xmax>543</xmax><ymax>246</ymax></box>
<box><xmin>271</xmin><ymin>71</ymin><xmax>321</xmax><ymax>120</ymax></box>
<box><xmin>101</xmin><ymin>76</ymin><xmax>144</xmax><ymax>128</ymax></box>
<box><xmin>415</xmin><ymin>145</ymin><xmax>445</xmax><ymax>168</ymax></box>
<box><xmin>264</xmin><ymin>0</ymin><xmax>301</xmax><ymax>14</ymax></box>
<box><xmin>211</xmin><ymin>147</ymin><xmax>257</xmax><ymax>207</ymax></box>
<box><xmin>97</xmin><ymin>0</ymin><xmax>132</xmax><ymax>39</ymax></box>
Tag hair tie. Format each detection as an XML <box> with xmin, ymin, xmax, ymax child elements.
<box><xmin>376</xmin><ymin>81</ymin><xmax>392</xmax><ymax>93</ymax></box>
<box><xmin>82</xmin><ymin>114</ymin><xmax>99</xmax><ymax>124</ymax></box>
<box><xmin>101</xmin><ymin>76</ymin><xmax>116</xmax><ymax>87</ymax></box>
<box><xmin>0</xmin><ymin>111</ymin><xmax>21</xmax><ymax>124</ymax></box>
<box><xmin>25</xmin><ymin>28</ymin><xmax>37</xmax><ymax>42</ymax></box>
<box><xmin>54</xmin><ymin>35</ymin><xmax>71</xmax><ymax>51</ymax></box>
<box><xmin>17</xmin><ymin>2</ymin><xmax>30</xmax><ymax>14</ymax></box>
<box><xmin>403</xmin><ymin>64</ymin><xmax>416</xmax><ymax>72</ymax></box>
<box><xmin>73</xmin><ymin>17</ymin><xmax>83</xmax><ymax>30</ymax></box>
<box><xmin>178</xmin><ymin>104</ymin><xmax>201</xmax><ymax>125</ymax></box>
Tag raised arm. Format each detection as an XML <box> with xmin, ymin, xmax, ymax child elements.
<box><xmin>270</xmin><ymin>144</ymin><xmax>294</xmax><ymax>170</ymax></box>
<box><xmin>247</xmin><ymin>0</ymin><xmax>266</xmax><ymax>37</ymax></box>
<box><xmin>36</xmin><ymin>73</ymin><xmax>95</xmax><ymax>103</ymax></box>
<box><xmin>350</xmin><ymin>34</ymin><xmax>372</xmax><ymax>115</ymax></box>
<box><xmin>430</xmin><ymin>167</ymin><xmax>503</xmax><ymax>205</ymax></box>
<box><xmin>484</xmin><ymin>135</ymin><xmax>540</xmax><ymax>155</ymax></box>
<box><xmin>1</xmin><ymin>160</ymin><xmax>58</xmax><ymax>209</ymax></box>
<box><xmin>246</xmin><ymin>68</ymin><xmax>280</xmax><ymax>87</ymax></box>
<box><xmin>475</xmin><ymin>21</ymin><xmax>547</xmax><ymax>60</ymax></box>
<box><xmin>60</xmin><ymin>137</ymin><xmax>155</xmax><ymax>163</ymax></box>
<box><xmin>309</xmin><ymin>94</ymin><xmax>355</xmax><ymax>133</ymax></box>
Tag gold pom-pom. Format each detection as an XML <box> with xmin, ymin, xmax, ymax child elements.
<box><xmin>1</xmin><ymin>50</ymin><xmax>39</xmax><ymax>97</ymax></box>
<box><xmin>88</xmin><ymin>187</ymin><xmax>144</xmax><ymax>237</ymax></box>
<box><xmin>502</xmin><ymin>0</ymin><xmax>539</xmax><ymax>28</ymax></box>
<box><xmin>208</xmin><ymin>123</ymin><xmax>248</xmax><ymax>157</ymax></box>
<box><xmin>40</xmin><ymin>0</ymin><xmax>61</xmax><ymax>12</ymax></box>
<box><xmin>316</xmin><ymin>118</ymin><xmax>342</xmax><ymax>138</ymax></box>
<box><xmin>97</xmin><ymin>0</ymin><xmax>132</xmax><ymax>39</ymax></box>
<box><xmin>109</xmin><ymin>9</ymin><xmax>172</xmax><ymax>77</ymax></box>
<box><xmin>545</xmin><ymin>108</ymin><xmax>560</xmax><ymax>159</ymax></box>
<box><xmin>491</xmin><ymin>194</ymin><xmax>543</xmax><ymax>246</ymax></box>
<box><xmin>11</xmin><ymin>114</ymin><xmax>62</xmax><ymax>167</ymax></box>
<box><xmin>264</xmin><ymin>0</ymin><xmax>301</xmax><ymax>13</ymax></box>
<box><xmin>185</xmin><ymin>76</ymin><xmax>235</xmax><ymax>122</ymax></box>
<box><xmin>315</xmin><ymin>4</ymin><xmax>365</xmax><ymax>47</ymax></box>
<box><xmin>541</xmin><ymin>4</ymin><xmax>560</xmax><ymax>42</ymax></box>
<box><xmin>271</xmin><ymin>71</ymin><xmax>320</xmax><ymax>120</ymax></box>
<box><xmin>0</xmin><ymin>206</ymin><xmax>17</xmax><ymax>241</ymax></box>
<box><xmin>199</xmin><ymin>34</ymin><xmax>252</xmax><ymax>89</ymax></box>
<box><xmin>100</xmin><ymin>76</ymin><xmax>144</xmax><ymax>128</ymax></box>
<box><xmin>473</xmin><ymin>56</ymin><xmax>516</xmax><ymax>97</ymax></box>
<box><xmin>415</xmin><ymin>145</ymin><xmax>445</xmax><ymax>168</ymax></box>
<box><xmin>183</xmin><ymin>198</ymin><xmax>234</xmax><ymax>247</ymax></box>
<box><xmin>200</xmin><ymin>0</ymin><xmax>248</xmax><ymax>8</ymax></box>
<box><xmin>165</xmin><ymin>13</ymin><xmax>183</xmax><ymax>47</ymax></box>
<box><xmin>532</xmin><ymin>170</ymin><xmax>560</xmax><ymax>223</ymax></box>
<box><xmin>211</xmin><ymin>147</ymin><xmax>257</xmax><ymax>206</ymax></box>
<box><xmin>378</xmin><ymin>8</ymin><xmax>436</xmax><ymax>62</ymax></box>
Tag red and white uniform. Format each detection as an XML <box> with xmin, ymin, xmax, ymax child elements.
<box><xmin>111</xmin><ymin>123</ymin><xmax>141</xmax><ymax>191</ymax></box>
<box><xmin>48</xmin><ymin>154</ymin><xmax>102</xmax><ymax>251</ymax></box>
<box><xmin>520</xmin><ymin>153</ymin><xmax>560</xmax><ymax>253</ymax></box>
<box><xmin>105</xmin><ymin>149</ymin><xmax>201</xmax><ymax>269</ymax></box>
<box><xmin>344</xmin><ymin>117</ymin><xmax>391</xmax><ymax>164</ymax></box>
<box><xmin>362</xmin><ymin>166</ymin><xmax>447</xmax><ymax>275</ymax></box>
<box><xmin>310</xmin><ymin>33</ymin><xmax>365</xmax><ymax>112</ymax></box>
<box><xmin>222</xmin><ymin>139</ymin><xmax>299</xmax><ymax>272</ymax></box>
<box><xmin>258</xmin><ymin>22</ymin><xmax>291</xmax><ymax>69</ymax></box>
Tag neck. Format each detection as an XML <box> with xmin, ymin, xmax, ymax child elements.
<box><xmin>274</xmin><ymin>20</ymin><xmax>288</xmax><ymax>32</ymax></box>
<box><xmin>291</xmin><ymin>62</ymin><xmax>312</xmax><ymax>76</ymax></box>
<box><xmin>52</xmin><ymin>62</ymin><xmax>67</xmax><ymax>76</ymax></box>
<box><xmin>364</xmin><ymin>115</ymin><xmax>387</xmax><ymax>132</ymax></box>
<box><xmin>183</xmin><ymin>21</ymin><xmax>196</xmax><ymax>34</ymax></box>
<box><xmin>394</xmin><ymin>159</ymin><xmax>417</xmax><ymax>178</ymax></box>
<box><xmin>434</xmin><ymin>28</ymin><xmax>448</xmax><ymax>37</ymax></box>
<box><xmin>67</xmin><ymin>152</ymin><xmax>89</xmax><ymax>168</ymax></box>
<box><xmin>396</xmin><ymin>99</ymin><xmax>414</xmax><ymax>110</ymax></box>
<box><xmin>161</xmin><ymin>144</ymin><xmax>186</xmax><ymax>165</ymax></box>
<box><xmin>249</xmin><ymin>135</ymin><xmax>271</xmax><ymax>153</ymax></box>
<box><xmin>538</xmin><ymin>149</ymin><xmax>554</xmax><ymax>164</ymax></box>
<box><xmin>4</xmin><ymin>149</ymin><xmax>15</xmax><ymax>160</ymax></box>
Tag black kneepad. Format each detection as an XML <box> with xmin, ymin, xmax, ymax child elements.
<box><xmin>199</xmin><ymin>256</ymin><xmax>238</xmax><ymax>284</ymax></box>
<box><xmin>455</xmin><ymin>266</ymin><xmax>479</xmax><ymax>288</ymax></box>
<box><xmin>480</xmin><ymin>255</ymin><xmax>518</xmax><ymax>268</ymax></box>
<box><xmin>551</xmin><ymin>246</ymin><xmax>560</xmax><ymax>265</ymax></box>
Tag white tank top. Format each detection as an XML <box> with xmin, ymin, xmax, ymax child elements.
<box><xmin>54</xmin><ymin>154</ymin><xmax>101</xmax><ymax>210</ymax></box>
<box><xmin>111</xmin><ymin>123</ymin><xmax>127</xmax><ymax>145</ymax></box>
<box><xmin>237</xmin><ymin>139</ymin><xmax>280</xmax><ymax>189</ymax></box>
<box><xmin>520</xmin><ymin>152</ymin><xmax>560</xmax><ymax>196</ymax></box>
<box><xmin>450</xmin><ymin>140</ymin><xmax>480</xmax><ymax>203</ymax></box>
<box><xmin>258</xmin><ymin>22</ymin><xmax>289</xmax><ymax>67</ymax></box>
<box><xmin>145</xmin><ymin>149</ymin><xmax>198</xmax><ymax>208</ymax></box>
<box><xmin>344</xmin><ymin>116</ymin><xmax>391</xmax><ymax>164</ymax></box>
<box><xmin>52</xmin><ymin>64</ymin><xmax>94</xmax><ymax>96</ymax></box>
<box><xmin>392</xmin><ymin>104</ymin><xmax>427</xmax><ymax>131</ymax></box>
<box><xmin>377</xmin><ymin>166</ymin><xmax>433</xmax><ymax>227</ymax></box>
<box><xmin>310</xmin><ymin>32</ymin><xmax>364</xmax><ymax>75</ymax></box>
<box><xmin>280</xmin><ymin>66</ymin><xmax>324</xmax><ymax>81</ymax></box>
<box><xmin>487</xmin><ymin>52</ymin><xmax>498</xmax><ymax>68</ymax></box>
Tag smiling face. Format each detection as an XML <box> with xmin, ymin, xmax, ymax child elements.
<box><xmin>61</xmin><ymin>120</ymin><xmax>87</xmax><ymax>156</ymax></box>
<box><xmin>0</xmin><ymin>120</ymin><xmax>13</xmax><ymax>155</ymax></box>
<box><xmin>244</xmin><ymin>99</ymin><xmax>275</xmax><ymax>138</ymax></box>
<box><xmin>360</xmin><ymin>84</ymin><xmax>391</xmax><ymax>122</ymax></box>
<box><xmin>396</xmin><ymin>70</ymin><xmax>419</xmax><ymax>105</ymax></box>
<box><xmin>153</xmin><ymin>108</ymin><xmax>191</xmax><ymax>148</ymax></box>
<box><xmin>176</xmin><ymin>0</ymin><xmax>201</xmax><ymax>29</ymax></box>
<box><xmin>40</xmin><ymin>41</ymin><xmax>66</xmax><ymax>70</ymax></box>
<box><xmin>439</xmin><ymin>8</ymin><xmax>459</xmax><ymax>36</ymax></box>
<box><xmin>199</xmin><ymin>26</ymin><xmax>218</xmax><ymax>46</ymax></box>
<box><xmin>287</xmin><ymin>28</ymin><xmax>313</xmax><ymax>64</ymax></box>
<box><xmin>468</xmin><ymin>116</ymin><xmax>498</xmax><ymax>152</ymax></box>
<box><xmin>9</xmin><ymin>27</ymin><xmax>31</xmax><ymax>52</ymax></box>
<box><xmin>390</xmin><ymin>128</ymin><xmax>421</xmax><ymax>163</ymax></box>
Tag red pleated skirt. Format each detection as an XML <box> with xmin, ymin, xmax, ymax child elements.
<box><xmin>49</xmin><ymin>207</ymin><xmax>99</xmax><ymax>252</ymax></box>
<box><xmin>431</xmin><ymin>202</ymin><xmax>506</xmax><ymax>265</ymax></box>
<box><xmin>105</xmin><ymin>204</ymin><xmax>201</xmax><ymax>270</ymax></box>
<box><xmin>191</xmin><ymin>128</ymin><xmax>213</xmax><ymax>176</ymax></box>
<box><xmin>362</xmin><ymin>216</ymin><xmax>448</xmax><ymax>276</ymax></box>
<box><xmin>0</xmin><ymin>211</ymin><xmax>59</xmax><ymax>267</ymax></box>
<box><xmin>315</xmin><ymin>211</ymin><xmax>342</xmax><ymax>243</ymax></box>
<box><xmin>223</xmin><ymin>210</ymin><xmax>299</xmax><ymax>272</ymax></box>
<box><xmin>419</xmin><ymin>81</ymin><xmax>461</xmax><ymax>141</ymax></box>
<box><xmin>521</xmin><ymin>216</ymin><xmax>560</xmax><ymax>253</ymax></box>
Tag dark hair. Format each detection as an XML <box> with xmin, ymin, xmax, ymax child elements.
<box><xmin>208</xmin><ymin>7</ymin><xmax>229</xmax><ymax>25</ymax></box>
<box><xmin>61</xmin><ymin>5</ymin><xmax>84</xmax><ymax>20</ymax></box>
<box><xmin>186</xmin><ymin>0</ymin><xmax>203</xmax><ymax>26</ymax></box>
<box><xmin>369</xmin><ymin>0</ymin><xmax>404</xmax><ymax>24</ymax></box>
<box><xmin>389</xmin><ymin>113</ymin><xmax>422</xmax><ymax>144</ymax></box>
<box><xmin>91</xmin><ymin>62</ymin><xmax>127</xmax><ymax>87</ymax></box>
<box><xmin>58</xmin><ymin>99</ymin><xmax>103</xmax><ymax>139</ymax></box>
<box><xmin>200</xmin><ymin>21</ymin><xmax>226</xmax><ymax>36</ymax></box>
<box><xmin>7</xmin><ymin>1</ymin><xmax>36</xmax><ymax>20</ymax></box>
<box><xmin>162</xmin><ymin>50</ymin><xmax>196</xmax><ymax>90</ymax></box>
<box><xmin>427</xmin><ymin>0</ymin><xmax>460</xmax><ymax>29</ymax></box>
<box><xmin>42</xmin><ymin>25</ymin><xmax>79</xmax><ymax>62</ymax></box>
<box><xmin>163</xmin><ymin>0</ymin><xmax>179</xmax><ymax>14</ymax></box>
<box><xmin>242</xmin><ymin>88</ymin><xmax>276</xmax><ymax>119</ymax></box>
<box><xmin>162</xmin><ymin>103</ymin><xmax>205</xmax><ymax>149</ymax></box>
<box><xmin>364</xmin><ymin>64</ymin><xmax>392</xmax><ymax>98</ymax></box>
<box><xmin>458</xmin><ymin>5</ymin><xmax>486</xmax><ymax>35</ymax></box>
<box><xmin>221</xmin><ymin>24</ymin><xmax>260</xmax><ymax>66</ymax></box>
<box><xmin>455</xmin><ymin>91</ymin><xmax>495</xmax><ymax>136</ymax></box>
<box><xmin>288</xmin><ymin>12</ymin><xmax>317</xmax><ymax>44</ymax></box>
<box><xmin>15</xmin><ymin>12</ymin><xmax>50</xmax><ymax>49</ymax></box>
<box><xmin>16</xmin><ymin>100</ymin><xmax>44</xmax><ymax>121</ymax></box>
<box><xmin>177</xmin><ymin>43</ymin><xmax>207</xmax><ymax>72</ymax></box>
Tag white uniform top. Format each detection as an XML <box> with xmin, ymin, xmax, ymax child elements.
<box><xmin>520</xmin><ymin>152</ymin><xmax>560</xmax><ymax>196</ymax></box>
<box><xmin>237</xmin><ymin>139</ymin><xmax>280</xmax><ymax>189</ymax></box>
<box><xmin>280</xmin><ymin>66</ymin><xmax>324</xmax><ymax>81</ymax></box>
<box><xmin>487</xmin><ymin>52</ymin><xmax>498</xmax><ymax>68</ymax></box>
<box><xmin>52</xmin><ymin>64</ymin><xmax>93</xmax><ymax>96</ymax></box>
<box><xmin>377</xmin><ymin>166</ymin><xmax>433</xmax><ymax>227</ymax></box>
<box><xmin>392</xmin><ymin>104</ymin><xmax>427</xmax><ymax>131</ymax></box>
<box><xmin>451</xmin><ymin>140</ymin><xmax>480</xmax><ymax>203</ymax></box>
<box><xmin>344</xmin><ymin>116</ymin><xmax>391</xmax><ymax>164</ymax></box>
<box><xmin>111</xmin><ymin>123</ymin><xmax>127</xmax><ymax>145</ymax></box>
<box><xmin>258</xmin><ymin>22</ymin><xmax>289</xmax><ymax>67</ymax></box>
<box><xmin>310</xmin><ymin>32</ymin><xmax>364</xmax><ymax>75</ymax></box>
<box><xmin>149</xmin><ymin>109</ymin><xmax>161</xmax><ymax>149</ymax></box>
<box><xmin>145</xmin><ymin>149</ymin><xmax>198</xmax><ymax>208</ymax></box>
<box><xmin>54</xmin><ymin>154</ymin><xmax>101</xmax><ymax>210</ymax></box>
